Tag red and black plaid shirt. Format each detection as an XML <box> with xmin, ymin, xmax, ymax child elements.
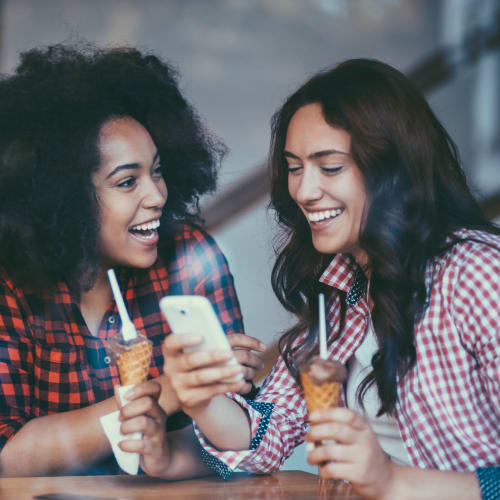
<box><xmin>196</xmin><ymin>229</ymin><xmax>500</xmax><ymax>479</ymax></box>
<box><xmin>0</xmin><ymin>224</ymin><xmax>243</xmax><ymax>467</ymax></box>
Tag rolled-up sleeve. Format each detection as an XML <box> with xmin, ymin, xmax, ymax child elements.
<box><xmin>194</xmin><ymin>350</ymin><xmax>308</xmax><ymax>479</ymax></box>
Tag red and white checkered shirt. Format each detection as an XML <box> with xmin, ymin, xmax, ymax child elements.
<box><xmin>196</xmin><ymin>229</ymin><xmax>500</xmax><ymax>478</ymax></box>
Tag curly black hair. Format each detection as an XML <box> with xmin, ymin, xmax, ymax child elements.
<box><xmin>0</xmin><ymin>42</ymin><xmax>225</xmax><ymax>290</ymax></box>
<box><xmin>269</xmin><ymin>59</ymin><xmax>500</xmax><ymax>416</ymax></box>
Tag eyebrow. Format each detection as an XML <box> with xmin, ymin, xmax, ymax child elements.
<box><xmin>283</xmin><ymin>149</ymin><xmax>350</xmax><ymax>160</ymax></box>
<box><xmin>106</xmin><ymin>151</ymin><xmax>160</xmax><ymax>179</ymax></box>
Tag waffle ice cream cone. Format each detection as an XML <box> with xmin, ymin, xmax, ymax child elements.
<box><xmin>300</xmin><ymin>356</ymin><xmax>347</xmax><ymax>414</ymax></box>
<box><xmin>117</xmin><ymin>339</ymin><xmax>152</xmax><ymax>385</ymax></box>
<box><xmin>108</xmin><ymin>332</ymin><xmax>152</xmax><ymax>386</ymax></box>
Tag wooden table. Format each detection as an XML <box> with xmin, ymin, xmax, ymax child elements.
<box><xmin>0</xmin><ymin>471</ymin><xmax>363</xmax><ymax>499</ymax></box>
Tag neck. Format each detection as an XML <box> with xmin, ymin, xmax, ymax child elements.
<box><xmin>351</xmin><ymin>250</ymin><xmax>370</xmax><ymax>278</ymax></box>
<box><xmin>80</xmin><ymin>268</ymin><xmax>113</xmax><ymax>336</ymax></box>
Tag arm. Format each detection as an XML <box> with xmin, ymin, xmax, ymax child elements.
<box><xmin>0</xmin><ymin>277</ymin><xmax>117</xmax><ymax>476</ymax></box>
<box><xmin>307</xmin><ymin>408</ymin><xmax>481</xmax><ymax>500</ymax></box>
<box><xmin>0</xmin><ymin>397</ymin><xmax>116</xmax><ymax>476</ymax></box>
<box><xmin>163</xmin><ymin>329</ymin><xmax>310</xmax><ymax>477</ymax></box>
<box><xmin>162</xmin><ymin>332</ymin><xmax>251</xmax><ymax>451</ymax></box>
<box><xmin>386</xmin><ymin>467</ymin><xmax>480</xmax><ymax>500</ymax></box>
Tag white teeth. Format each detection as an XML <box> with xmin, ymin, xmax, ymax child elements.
<box><xmin>131</xmin><ymin>219</ymin><xmax>160</xmax><ymax>232</ymax></box>
<box><xmin>307</xmin><ymin>209</ymin><xmax>342</xmax><ymax>222</ymax></box>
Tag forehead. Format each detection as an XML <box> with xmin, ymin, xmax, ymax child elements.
<box><xmin>285</xmin><ymin>103</ymin><xmax>351</xmax><ymax>156</ymax></box>
<box><xmin>98</xmin><ymin>117</ymin><xmax>152</xmax><ymax>158</ymax></box>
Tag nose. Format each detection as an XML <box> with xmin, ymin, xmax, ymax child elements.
<box><xmin>293</xmin><ymin>165</ymin><xmax>322</xmax><ymax>204</ymax></box>
<box><xmin>142</xmin><ymin>178</ymin><xmax>167</xmax><ymax>210</ymax></box>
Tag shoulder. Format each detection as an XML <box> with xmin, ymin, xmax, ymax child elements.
<box><xmin>0</xmin><ymin>265</ymin><xmax>23</xmax><ymax>299</ymax></box>
<box><xmin>157</xmin><ymin>222</ymin><xmax>228</xmax><ymax>272</ymax></box>
<box><xmin>0</xmin><ymin>266</ymin><xmax>33</xmax><ymax>330</ymax></box>
<box><xmin>434</xmin><ymin>229</ymin><xmax>500</xmax><ymax>282</ymax></box>
<box><xmin>171</xmin><ymin>223</ymin><xmax>219</xmax><ymax>249</ymax></box>
<box><xmin>431</xmin><ymin>229</ymin><xmax>500</xmax><ymax>343</ymax></box>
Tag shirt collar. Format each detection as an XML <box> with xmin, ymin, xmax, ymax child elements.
<box><xmin>319</xmin><ymin>253</ymin><xmax>358</xmax><ymax>292</ymax></box>
<box><xmin>319</xmin><ymin>253</ymin><xmax>368</xmax><ymax>306</ymax></box>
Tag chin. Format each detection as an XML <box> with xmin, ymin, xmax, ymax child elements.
<box><xmin>311</xmin><ymin>238</ymin><xmax>341</xmax><ymax>255</ymax></box>
<box><xmin>123</xmin><ymin>252</ymin><xmax>158</xmax><ymax>270</ymax></box>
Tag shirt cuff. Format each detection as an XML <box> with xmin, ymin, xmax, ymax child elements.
<box><xmin>0</xmin><ymin>418</ymin><xmax>25</xmax><ymax>452</ymax></box>
<box><xmin>194</xmin><ymin>397</ymin><xmax>274</xmax><ymax>480</ymax></box>
<box><xmin>476</xmin><ymin>467</ymin><xmax>500</xmax><ymax>500</ymax></box>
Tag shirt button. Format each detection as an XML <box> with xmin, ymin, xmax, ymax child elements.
<box><xmin>108</xmin><ymin>316</ymin><xmax>115</xmax><ymax>324</ymax></box>
<box><xmin>104</xmin><ymin>356</ymin><xmax>111</xmax><ymax>364</ymax></box>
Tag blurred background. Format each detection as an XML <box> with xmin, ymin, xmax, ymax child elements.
<box><xmin>1</xmin><ymin>0</ymin><xmax>498</xmax><ymax>473</ymax></box>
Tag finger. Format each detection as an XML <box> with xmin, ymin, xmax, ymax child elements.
<box><xmin>242</xmin><ymin>366</ymin><xmax>257</xmax><ymax>382</ymax></box>
<box><xmin>163</xmin><ymin>333</ymin><xmax>203</xmax><ymax>355</ymax></box>
<box><xmin>310</xmin><ymin>408</ymin><xmax>365</xmax><ymax>430</ymax></box>
<box><xmin>235</xmin><ymin>380</ymin><xmax>253</xmax><ymax>395</ymax></box>
<box><xmin>307</xmin><ymin>442</ymin><xmax>350</xmax><ymax>465</ymax></box>
<box><xmin>121</xmin><ymin>413</ymin><xmax>164</xmax><ymax>436</ymax></box>
<box><xmin>233</xmin><ymin>349</ymin><xmax>264</xmax><ymax>371</ymax></box>
<box><xmin>122</xmin><ymin>380</ymin><xmax>161</xmax><ymax>403</ymax></box>
<box><xmin>318</xmin><ymin>461</ymin><xmax>353</xmax><ymax>482</ymax></box>
<box><xmin>177</xmin><ymin>349</ymin><xmax>235</xmax><ymax>372</ymax></box>
<box><xmin>182</xmin><ymin>363</ymin><xmax>244</xmax><ymax>387</ymax></box>
<box><xmin>119</xmin><ymin>438</ymin><xmax>143</xmax><ymax>454</ymax></box>
<box><xmin>307</xmin><ymin>422</ymin><xmax>358</xmax><ymax>445</ymax></box>
<box><xmin>120</xmin><ymin>396</ymin><xmax>165</xmax><ymax>423</ymax></box>
<box><xmin>227</xmin><ymin>334</ymin><xmax>266</xmax><ymax>352</ymax></box>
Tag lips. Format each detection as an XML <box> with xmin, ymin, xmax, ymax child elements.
<box><xmin>128</xmin><ymin>219</ymin><xmax>160</xmax><ymax>246</ymax></box>
<box><xmin>129</xmin><ymin>219</ymin><xmax>160</xmax><ymax>232</ymax></box>
<box><xmin>306</xmin><ymin>208</ymin><xmax>344</xmax><ymax>223</ymax></box>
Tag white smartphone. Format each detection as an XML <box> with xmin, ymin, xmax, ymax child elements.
<box><xmin>159</xmin><ymin>295</ymin><xmax>243</xmax><ymax>381</ymax></box>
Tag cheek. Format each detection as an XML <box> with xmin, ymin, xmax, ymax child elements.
<box><xmin>287</xmin><ymin>176</ymin><xmax>298</xmax><ymax>201</ymax></box>
<box><xmin>160</xmin><ymin>180</ymin><xmax>168</xmax><ymax>201</ymax></box>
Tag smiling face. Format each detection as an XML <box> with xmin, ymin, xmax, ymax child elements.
<box><xmin>92</xmin><ymin>116</ymin><xmax>167</xmax><ymax>271</ymax></box>
<box><xmin>286</xmin><ymin>103</ymin><xmax>368</xmax><ymax>266</ymax></box>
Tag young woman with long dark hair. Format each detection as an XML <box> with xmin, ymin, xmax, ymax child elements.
<box><xmin>149</xmin><ymin>59</ymin><xmax>498</xmax><ymax>499</ymax></box>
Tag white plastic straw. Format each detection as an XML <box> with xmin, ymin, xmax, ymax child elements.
<box><xmin>318</xmin><ymin>293</ymin><xmax>327</xmax><ymax>359</ymax></box>
<box><xmin>107</xmin><ymin>268</ymin><xmax>137</xmax><ymax>342</ymax></box>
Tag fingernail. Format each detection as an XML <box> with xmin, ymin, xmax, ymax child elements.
<box><xmin>259</xmin><ymin>342</ymin><xmax>267</xmax><ymax>350</ymax></box>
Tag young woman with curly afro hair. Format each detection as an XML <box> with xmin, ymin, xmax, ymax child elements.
<box><xmin>0</xmin><ymin>43</ymin><xmax>265</xmax><ymax>477</ymax></box>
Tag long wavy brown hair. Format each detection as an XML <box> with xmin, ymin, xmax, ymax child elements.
<box><xmin>269</xmin><ymin>58</ymin><xmax>499</xmax><ymax>416</ymax></box>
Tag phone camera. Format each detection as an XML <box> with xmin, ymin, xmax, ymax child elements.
<box><xmin>180</xmin><ymin>309</ymin><xmax>187</xmax><ymax>315</ymax></box>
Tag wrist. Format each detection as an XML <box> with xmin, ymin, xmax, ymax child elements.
<box><xmin>144</xmin><ymin>440</ymin><xmax>173</xmax><ymax>479</ymax></box>
<box><xmin>381</xmin><ymin>463</ymin><xmax>407</xmax><ymax>500</ymax></box>
<box><xmin>156</xmin><ymin>373</ymin><xmax>180</xmax><ymax>415</ymax></box>
<box><xmin>182</xmin><ymin>395</ymin><xmax>218</xmax><ymax>421</ymax></box>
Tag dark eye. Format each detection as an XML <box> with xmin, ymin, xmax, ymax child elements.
<box><xmin>152</xmin><ymin>164</ymin><xmax>163</xmax><ymax>176</ymax></box>
<box><xmin>118</xmin><ymin>177</ymin><xmax>136</xmax><ymax>188</ymax></box>
<box><xmin>287</xmin><ymin>165</ymin><xmax>303</xmax><ymax>175</ymax></box>
<box><xmin>321</xmin><ymin>166</ymin><xmax>343</xmax><ymax>175</ymax></box>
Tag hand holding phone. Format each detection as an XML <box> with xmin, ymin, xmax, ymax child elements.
<box><xmin>159</xmin><ymin>295</ymin><xmax>243</xmax><ymax>382</ymax></box>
